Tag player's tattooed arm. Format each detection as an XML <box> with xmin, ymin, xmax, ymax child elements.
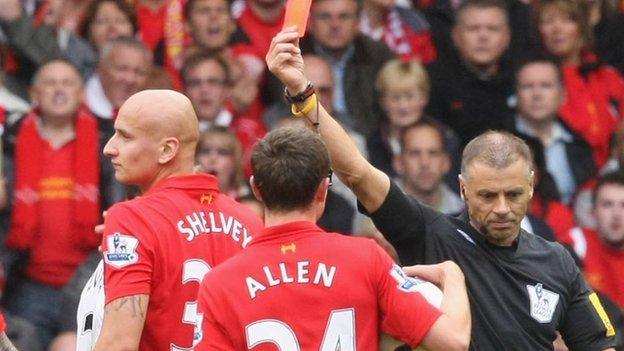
<box><xmin>107</xmin><ymin>295</ymin><xmax>147</xmax><ymax>319</ymax></box>
<box><xmin>0</xmin><ymin>333</ymin><xmax>18</xmax><ymax>351</ymax></box>
<box><xmin>94</xmin><ymin>294</ymin><xmax>150</xmax><ymax>351</ymax></box>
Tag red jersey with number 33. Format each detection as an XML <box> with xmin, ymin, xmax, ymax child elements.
<box><xmin>196</xmin><ymin>221</ymin><xmax>442</xmax><ymax>350</ymax></box>
<box><xmin>102</xmin><ymin>174</ymin><xmax>263</xmax><ymax>351</ymax></box>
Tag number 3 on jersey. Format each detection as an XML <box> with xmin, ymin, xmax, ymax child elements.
<box><xmin>246</xmin><ymin>308</ymin><xmax>355</xmax><ymax>350</ymax></box>
<box><xmin>171</xmin><ymin>259</ymin><xmax>212</xmax><ymax>351</ymax></box>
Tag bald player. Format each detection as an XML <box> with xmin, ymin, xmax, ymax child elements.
<box><xmin>89</xmin><ymin>90</ymin><xmax>263</xmax><ymax>351</ymax></box>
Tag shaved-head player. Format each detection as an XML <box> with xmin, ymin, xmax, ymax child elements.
<box><xmin>80</xmin><ymin>90</ymin><xmax>263</xmax><ymax>351</ymax></box>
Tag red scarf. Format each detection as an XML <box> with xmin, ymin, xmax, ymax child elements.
<box><xmin>6</xmin><ymin>108</ymin><xmax>101</xmax><ymax>251</ymax></box>
<box><xmin>133</xmin><ymin>0</ymin><xmax>188</xmax><ymax>89</ymax></box>
<box><xmin>361</xmin><ymin>8</ymin><xmax>436</xmax><ymax>64</ymax></box>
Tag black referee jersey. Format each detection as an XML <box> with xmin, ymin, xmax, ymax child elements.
<box><xmin>367</xmin><ymin>181</ymin><xmax>616</xmax><ymax>351</ymax></box>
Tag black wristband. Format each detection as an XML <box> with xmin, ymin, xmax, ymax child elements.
<box><xmin>284</xmin><ymin>81</ymin><xmax>315</xmax><ymax>104</ymax></box>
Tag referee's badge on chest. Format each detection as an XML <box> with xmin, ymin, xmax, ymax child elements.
<box><xmin>527</xmin><ymin>283</ymin><xmax>560</xmax><ymax>323</ymax></box>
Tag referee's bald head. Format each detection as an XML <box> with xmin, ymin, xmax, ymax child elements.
<box><xmin>461</xmin><ymin>131</ymin><xmax>533</xmax><ymax>180</ymax></box>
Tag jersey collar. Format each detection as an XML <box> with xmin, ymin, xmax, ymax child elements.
<box><xmin>251</xmin><ymin>220</ymin><xmax>323</xmax><ymax>246</ymax></box>
<box><xmin>144</xmin><ymin>173</ymin><xmax>220</xmax><ymax>196</ymax></box>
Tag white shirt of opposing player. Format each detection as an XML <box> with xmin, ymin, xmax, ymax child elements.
<box><xmin>76</xmin><ymin>260</ymin><xmax>106</xmax><ymax>351</ymax></box>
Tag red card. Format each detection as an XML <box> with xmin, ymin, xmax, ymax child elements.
<box><xmin>282</xmin><ymin>0</ymin><xmax>313</xmax><ymax>37</ymax></box>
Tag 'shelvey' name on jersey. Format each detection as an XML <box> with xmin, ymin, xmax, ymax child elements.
<box><xmin>246</xmin><ymin>261</ymin><xmax>337</xmax><ymax>299</ymax></box>
<box><xmin>177</xmin><ymin>211</ymin><xmax>253</xmax><ymax>247</ymax></box>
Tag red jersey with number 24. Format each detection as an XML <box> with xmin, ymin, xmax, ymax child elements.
<box><xmin>102</xmin><ymin>174</ymin><xmax>263</xmax><ymax>351</ymax></box>
<box><xmin>196</xmin><ymin>221</ymin><xmax>442</xmax><ymax>350</ymax></box>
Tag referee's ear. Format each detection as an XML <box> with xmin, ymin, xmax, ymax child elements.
<box><xmin>528</xmin><ymin>170</ymin><xmax>535</xmax><ymax>199</ymax></box>
<box><xmin>458</xmin><ymin>174</ymin><xmax>467</xmax><ymax>201</ymax></box>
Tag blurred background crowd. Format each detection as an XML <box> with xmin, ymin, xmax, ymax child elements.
<box><xmin>0</xmin><ymin>0</ymin><xmax>622</xmax><ymax>349</ymax></box>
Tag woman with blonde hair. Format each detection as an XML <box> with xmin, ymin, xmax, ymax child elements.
<box><xmin>368</xmin><ymin>59</ymin><xmax>460</xmax><ymax>182</ymax></box>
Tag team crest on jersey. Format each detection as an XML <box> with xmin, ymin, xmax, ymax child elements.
<box><xmin>389</xmin><ymin>264</ymin><xmax>425</xmax><ymax>293</ymax></box>
<box><xmin>104</xmin><ymin>233</ymin><xmax>139</xmax><ymax>268</ymax></box>
<box><xmin>527</xmin><ymin>283</ymin><xmax>560</xmax><ymax>323</ymax></box>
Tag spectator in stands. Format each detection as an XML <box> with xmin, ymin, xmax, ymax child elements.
<box><xmin>426</xmin><ymin>0</ymin><xmax>516</xmax><ymax>147</ymax></box>
<box><xmin>300</xmin><ymin>0</ymin><xmax>395</xmax><ymax>136</ymax></box>
<box><xmin>359</xmin><ymin>0</ymin><xmax>437</xmax><ymax>63</ymax></box>
<box><xmin>513</xmin><ymin>57</ymin><xmax>595</xmax><ymax>205</ymax></box>
<box><xmin>565</xmin><ymin>171</ymin><xmax>624</xmax><ymax>309</ymax></box>
<box><xmin>232</xmin><ymin>0</ymin><xmax>285</xmax><ymax>57</ymax></box>
<box><xmin>369</xmin><ymin>59</ymin><xmax>429</xmax><ymax>177</ymax></box>
<box><xmin>184</xmin><ymin>0</ymin><xmax>266</xmax><ymax>123</ymax></box>
<box><xmin>2</xmin><ymin>60</ymin><xmax>123</xmax><ymax>349</ymax></box>
<box><xmin>371</xmin><ymin>59</ymin><xmax>461</xmax><ymax>190</ymax></box>
<box><xmin>522</xmin><ymin>136</ymin><xmax>574</xmax><ymax>241</ymax></box>
<box><xmin>185</xmin><ymin>0</ymin><xmax>238</xmax><ymax>54</ymax></box>
<box><xmin>395</xmin><ymin>120</ymin><xmax>464</xmax><ymax>216</ymax></box>
<box><xmin>182</xmin><ymin>52</ymin><xmax>265</xmax><ymax>175</ymax></box>
<box><xmin>77</xmin><ymin>0</ymin><xmax>138</xmax><ymax>54</ymax></box>
<box><xmin>419</xmin><ymin>0</ymin><xmax>533</xmax><ymax>67</ymax></box>
<box><xmin>0</xmin><ymin>0</ymin><xmax>93</xmax><ymax>95</ymax></box>
<box><xmin>535</xmin><ymin>0</ymin><xmax>624</xmax><ymax>168</ymax></box>
<box><xmin>85</xmin><ymin>37</ymin><xmax>152</xmax><ymax>120</ymax></box>
<box><xmin>196</xmin><ymin>126</ymin><xmax>250</xmax><ymax>200</ymax></box>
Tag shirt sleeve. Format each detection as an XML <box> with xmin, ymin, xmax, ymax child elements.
<box><xmin>361</xmin><ymin>180</ymin><xmax>429</xmax><ymax>265</ymax></box>
<box><xmin>373</xmin><ymin>243</ymin><xmax>442</xmax><ymax>347</ymax></box>
<box><xmin>102</xmin><ymin>204</ymin><xmax>155</xmax><ymax>304</ymax></box>
<box><xmin>196</xmin><ymin>279</ymin><xmax>237</xmax><ymax>351</ymax></box>
<box><xmin>559</xmin><ymin>251</ymin><xmax>616</xmax><ymax>351</ymax></box>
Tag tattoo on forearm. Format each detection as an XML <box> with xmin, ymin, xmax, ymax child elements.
<box><xmin>0</xmin><ymin>334</ymin><xmax>18</xmax><ymax>351</ymax></box>
<box><xmin>107</xmin><ymin>295</ymin><xmax>146</xmax><ymax>319</ymax></box>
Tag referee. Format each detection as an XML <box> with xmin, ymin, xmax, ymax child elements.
<box><xmin>267</xmin><ymin>28</ymin><xmax>617</xmax><ymax>350</ymax></box>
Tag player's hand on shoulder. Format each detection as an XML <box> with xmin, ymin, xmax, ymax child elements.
<box><xmin>402</xmin><ymin>261</ymin><xmax>465</xmax><ymax>288</ymax></box>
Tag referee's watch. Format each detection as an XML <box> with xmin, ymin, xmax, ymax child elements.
<box><xmin>284</xmin><ymin>81</ymin><xmax>315</xmax><ymax>104</ymax></box>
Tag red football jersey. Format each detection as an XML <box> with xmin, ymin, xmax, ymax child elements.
<box><xmin>102</xmin><ymin>174</ymin><xmax>263</xmax><ymax>351</ymax></box>
<box><xmin>196</xmin><ymin>221</ymin><xmax>441</xmax><ymax>350</ymax></box>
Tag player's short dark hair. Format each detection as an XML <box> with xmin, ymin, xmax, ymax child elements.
<box><xmin>455</xmin><ymin>0</ymin><xmax>509</xmax><ymax>25</ymax></box>
<box><xmin>592</xmin><ymin>171</ymin><xmax>624</xmax><ymax>205</ymax></box>
<box><xmin>180</xmin><ymin>51</ymin><xmax>231</xmax><ymax>88</ymax></box>
<box><xmin>251</xmin><ymin>127</ymin><xmax>331</xmax><ymax>212</ymax></box>
<box><xmin>399</xmin><ymin>117</ymin><xmax>448</xmax><ymax>153</ymax></box>
<box><xmin>461</xmin><ymin>130</ymin><xmax>533</xmax><ymax>179</ymax></box>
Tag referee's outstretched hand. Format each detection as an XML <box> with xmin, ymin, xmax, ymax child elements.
<box><xmin>266</xmin><ymin>28</ymin><xmax>308</xmax><ymax>96</ymax></box>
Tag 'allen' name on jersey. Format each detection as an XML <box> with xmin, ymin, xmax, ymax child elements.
<box><xmin>177</xmin><ymin>211</ymin><xmax>253</xmax><ymax>247</ymax></box>
<box><xmin>245</xmin><ymin>261</ymin><xmax>337</xmax><ymax>299</ymax></box>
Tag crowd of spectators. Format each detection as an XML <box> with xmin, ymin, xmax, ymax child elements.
<box><xmin>0</xmin><ymin>0</ymin><xmax>622</xmax><ymax>349</ymax></box>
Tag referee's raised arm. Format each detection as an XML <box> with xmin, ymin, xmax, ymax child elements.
<box><xmin>266</xmin><ymin>28</ymin><xmax>391</xmax><ymax>213</ymax></box>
